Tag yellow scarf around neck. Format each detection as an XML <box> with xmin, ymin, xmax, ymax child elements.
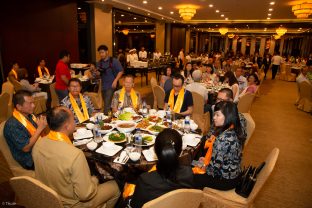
<box><xmin>69</xmin><ymin>93</ymin><xmax>89</xmax><ymax>123</ymax></box>
<box><xmin>37</xmin><ymin>66</ymin><xmax>50</xmax><ymax>78</ymax></box>
<box><xmin>11</xmin><ymin>69</ymin><xmax>18</xmax><ymax>79</ymax></box>
<box><xmin>13</xmin><ymin>109</ymin><xmax>37</xmax><ymax>136</ymax></box>
<box><xmin>119</xmin><ymin>87</ymin><xmax>138</xmax><ymax>109</ymax></box>
<box><xmin>47</xmin><ymin>130</ymin><xmax>72</xmax><ymax>145</ymax></box>
<box><xmin>168</xmin><ymin>88</ymin><xmax>185</xmax><ymax>113</ymax></box>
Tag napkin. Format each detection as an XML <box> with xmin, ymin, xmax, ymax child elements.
<box><xmin>113</xmin><ymin>150</ymin><xmax>129</xmax><ymax>164</ymax></box>
<box><xmin>73</xmin><ymin>138</ymin><xmax>92</xmax><ymax>146</ymax></box>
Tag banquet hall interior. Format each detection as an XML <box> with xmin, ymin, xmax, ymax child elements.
<box><xmin>0</xmin><ymin>0</ymin><xmax>311</xmax><ymax>207</ymax></box>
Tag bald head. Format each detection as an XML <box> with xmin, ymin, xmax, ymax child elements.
<box><xmin>47</xmin><ymin>106</ymin><xmax>74</xmax><ymax>132</ymax></box>
<box><xmin>192</xmin><ymin>70</ymin><xmax>202</xmax><ymax>82</ymax></box>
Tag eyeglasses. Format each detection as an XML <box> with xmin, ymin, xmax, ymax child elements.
<box><xmin>173</xmin><ymin>84</ymin><xmax>182</xmax><ymax>88</ymax></box>
<box><xmin>216</xmin><ymin>97</ymin><xmax>228</xmax><ymax>102</ymax></box>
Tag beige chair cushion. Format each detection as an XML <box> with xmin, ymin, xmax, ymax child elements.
<box><xmin>153</xmin><ymin>85</ymin><xmax>165</xmax><ymax>109</ymax></box>
<box><xmin>84</xmin><ymin>80</ymin><xmax>103</xmax><ymax>110</ymax></box>
<box><xmin>203</xmin><ymin>148</ymin><xmax>279</xmax><ymax>208</ymax></box>
<box><xmin>33</xmin><ymin>96</ymin><xmax>47</xmax><ymax>115</ymax></box>
<box><xmin>1</xmin><ymin>81</ymin><xmax>14</xmax><ymax>118</ymax></box>
<box><xmin>0</xmin><ymin>122</ymin><xmax>35</xmax><ymax>177</ymax></box>
<box><xmin>297</xmin><ymin>81</ymin><xmax>312</xmax><ymax>112</ymax></box>
<box><xmin>143</xmin><ymin>189</ymin><xmax>204</xmax><ymax>208</ymax></box>
<box><xmin>0</xmin><ymin>93</ymin><xmax>10</xmax><ymax>123</ymax></box>
<box><xmin>150</xmin><ymin>77</ymin><xmax>158</xmax><ymax>109</ymax></box>
<box><xmin>191</xmin><ymin>91</ymin><xmax>205</xmax><ymax>115</ymax></box>
<box><xmin>241</xmin><ymin>113</ymin><xmax>256</xmax><ymax>147</ymax></box>
<box><xmin>238</xmin><ymin>93</ymin><xmax>255</xmax><ymax>113</ymax></box>
<box><xmin>10</xmin><ymin>176</ymin><xmax>63</xmax><ymax>208</ymax></box>
<box><xmin>50</xmin><ymin>83</ymin><xmax>59</xmax><ymax>108</ymax></box>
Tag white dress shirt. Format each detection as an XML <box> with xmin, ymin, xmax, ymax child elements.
<box><xmin>139</xmin><ymin>51</ymin><xmax>147</xmax><ymax>59</ymax></box>
<box><xmin>271</xmin><ymin>55</ymin><xmax>283</xmax><ymax>65</ymax></box>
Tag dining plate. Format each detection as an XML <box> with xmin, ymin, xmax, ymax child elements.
<box><xmin>133</xmin><ymin>134</ymin><xmax>156</xmax><ymax>147</ymax></box>
<box><xmin>95</xmin><ymin>142</ymin><xmax>123</xmax><ymax>156</ymax></box>
<box><xmin>103</xmin><ymin>131</ymin><xmax>127</xmax><ymax>143</ymax></box>
<box><xmin>73</xmin><ymin>130</ymin><xmax>93</xmax><ymax>140</ymax></box>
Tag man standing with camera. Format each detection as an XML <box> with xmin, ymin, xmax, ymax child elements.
<box><xmin>97</xmin><ymin>45</ymin><xmax>123</xmax><ymax>114</ymax></box>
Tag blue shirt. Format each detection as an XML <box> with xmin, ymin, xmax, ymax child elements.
<box><xmin>97</xmin><ymin>57</ymin><xmax>123</xmax><ymax>90</ymax></box>
<box><xmin>4</xmin><ymin>115</ymin><xmax>37</xmax><ymax>169</ymax></box>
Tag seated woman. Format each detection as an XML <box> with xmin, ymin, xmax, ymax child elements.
<box><xmin>19</xmin><ymin>68</ymin><xmax>48</xmax><ymax>99</ymax></box>
<box><xmin>160</xmin><ymin>66</ymin><xmax>173</xmax><ymax>92</ymax></box>
<box><xmin>202</xmin><ymin>64</ymin><xmax>216</xmax><ymax>83</ymax></box>
<box><xmin>193</xmin><ymin>101</ymin><xmax>244</xmax><ymax>190</ymax></box>
<box><xmin>181</xmin><ymin>62</ymin><xmax>194</xmax><ymax>84</ymax></box>
<box><xmin>130</xmin><ymin>128</ymin><xmax>194</xmax><ymax>208</ymax></box>
<box><xmin>223</xmin><ymin>71</ymin><xmax>239</xmax><ymax>103</ymax></box>
<box><xmin>240</xmin><ymin>73</ymin><xmax>259</xmax><ymax>95</ymax></box>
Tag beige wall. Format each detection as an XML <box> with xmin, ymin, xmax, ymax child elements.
<box><xmin>94</xmin><ymin>5</ymin><xmax>113</xmax><ymax>60</ymax></box>
<box><xmin>156</xmin><ymin>22</ymin><xmax>165</xmax><ymax>54</ymax></box>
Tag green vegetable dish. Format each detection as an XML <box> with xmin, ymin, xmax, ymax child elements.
<box><xmin>149</xmin><ymin>125</ymin><xmax>164</xmax><ymax>132</ymax></box>
<box><xmin>108</xmin><ymin>133</ymin><xmax>126</xmax><ymax>142</ymax></box>
<box><xmin>118</xmin><ymin>112</ymin><xmax>133</xmax><ymax>121</ymax></box>
<box><xmin>142</xmin><ymin>135</ymin><xmax>153</xmax><ymax>143</ymax></box>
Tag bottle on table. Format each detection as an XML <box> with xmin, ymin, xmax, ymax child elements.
<box><xmin>142</xmin><ymin>100</ymin><xmax>148</xmax><ymax>117</ymax></box>
<box><xmin>134</xmin><ymin>129</ymin><xmax>142</xmax><ymax>145</ymax></box>
<box><xmin>166</xmin><ymin>105</ymin><xmax>172</xmax><ymax>128</ymax></box>
<box><xmin>184</xmin><ymin>115</ymin><xmax>191</xmax><ymax>133</ymax></box>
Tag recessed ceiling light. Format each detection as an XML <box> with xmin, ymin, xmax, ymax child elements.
<box><xmin>269</xmin><ymin>8</ymin><xmax>273</xmax><ymax>11</ymax></box>
<box><xmin>143</xmin><ymin>0</ymin><xmax>148</xmax><ymax>4</ymax></box>
<box><xmin>121</xmin><ymin>14</ymin><xmax>124</xmax><ymax>17</ymax></box>
<box><xmin>158</xmin><ymin>6</ymin><xmax>162</xmax><ymax>10</ymax></box>
<box><xmin>173</xmin><ymin>21</ymin><xmax>176</xmax><ymax>23</ymax></box>
<box><xmin>270</xmin><ymin>2</ymin><xmax>275</xmax><ymax>5</ymax></box>
<box><xmin>134</xmin><ymin>28</ymin><xmax>136</xmax><ymax>31</ymax></box>
<box><xmin>267</xmin><ymin>17</ymin><xmax>271</xmax><ymax>19</ymax></box>
<box><xmin>78</xmin><ymin>7</ymin><xmax>81</xmax><ymax>10</ymax></box>
<box><xmin>216</xmin><ymin>10</ymin><xmax>220</xmax><ymax>13</ymax></box>
<box><xmin>299</xmin><ymin>28</ymin><xmax>302</xmax><ymax>29</ymax></box>
<box><xmin>161</xmin><ymin>17</ymin><xmax>164</xmax><ymax>19</ymax></box>
<box><xmin>101</xmin><ymin>0</ymin><xmax>104</xmax><ymax>1</ymax></box>
<box><xmin>221</xmin><ymin>14</ymin><xmax>224</xmax><ymax>17</ymax></box>
<box><xmin>212</xmin><ymin>28</ymin><xmax>214</xmax><ymax>30</ymax></box>
<box><xmin>170</xmin><ymin>11</ymin><xmax>174</xmax><ymax>14</ymax></box>
<box><xmin>209</xmin><ymin>4</ymin><xmax>213</xmax><ymax>8</ymax></box>
<box><xmin>147</xmin><ymin>13</ymin><xmax>150</xmax><ymax>15</ymax></box>
<box><xmin>225</xmin><ymin>18</ymin><xmax>228</xmax><ymax>20</ymax></box>
<box><xmin>128</xmin><ymin>7</ymin><xmax>131</xmax><ymax>10</ymax></box>
<box><xmin>145</xmin><ymin>20</ymin><xmax>147</xmax><ymax>22</ymax></box>
<box><xmin>133</xmin><ymin>17</ymin><xmax>136</xmax><ymax>19</ymax></box>
<box><xmin>246</xmin><ymin>24</ymin><xmax>249</xmax><ymax>27</ymax></box>
<box><xmin>142</xmin><ymin>30</ymin><xmax>144</xmax><ymax>32</ymax></box>
<box><xmin>216</xmin><ymin>24</ymin><xmax>218</xmax><ymax>26</ymax></box>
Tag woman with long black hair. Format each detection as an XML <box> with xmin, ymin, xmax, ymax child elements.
<box><xmin>193</xmin><ymin>101</ymin><xmax>245</xmax><ymax>190</ymax></box>
<box><xmin>130</xmin><ymin>128</ymin><xmax>194</xmax><ymax>208</ymax></box>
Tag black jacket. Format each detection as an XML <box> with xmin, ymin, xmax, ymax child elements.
<box><xmin>130</xmin><ymin>166</ymin><xmax>194</xmax><ymax>208</ymax></box>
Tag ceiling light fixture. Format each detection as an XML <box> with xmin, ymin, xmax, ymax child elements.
<box><xmin>216</xmin><ymin>10</ymin><xmax>220</xmax><ymax>13</ymax></box>
<box><xmin>291</xmin><ymin>1</ymin><xmax>312</xmax><ymax>19</ymax></box>
<box><xmin>158</xmin><ymin>6</ymin><xmax>162</xmax><ymax>10</ymax></box>
<box><xmin>270</xmin><ymin>2</ymin><xmax>275</xmax><ymax>5</ymax></box>
<box><xmin>121</xmin><ymin>14</ymin><xmax>124</xmax><ymax>17</ymax></box>
<box><xmin>268</xmin><ymin>13</ymin><xmax>272</xmax><ymax>16</ymax></box>
<box><xmin>133</xmin><ymin>17</ymin><xmax>136</xmax><ymax>19</ymax></box>
<box><xmin>276</xmin><ymin>27</ymin><xmax>287</xmax><ymax>36</ymax></box>
<box><xmin>221</xmin><ymin>14</ymin><xmax>224</xmax><ymax>17</ymax></box>
<box><xmin>170</xmin><ymin>11</ymin><xmax>174</xmax><ymax>14</ymax></box>
<box><xmin>143</xmin><ymin>1</ymin><xmax>147</xmax><ymax>4</ymax></box>
<box><xmin>178</xmin><ymin>5</ymin><xmax>198</xmax><ymax>21</ymax></box>
<box><xmin>128</xmin><ymin>7</ymin><xmax>131</xmax><ymax>10</ymax></box>
<box><xmin>269</xmin><ymin>8</ymin><xmax>273</xmax><ymax>11</ymax></box>
<box><xmin>219</xmin><ymin>27</ymin><xmax>228</xmax><ymax>35</ymax></box>
<box><xmin>228</xmin><ymin>33</ymin><xmax>235</xmax><ymax>38</ymax></box>
<box><xmin>209</xmin><ymin>4</ymin><xmax>213</xmax><ymax>8</ymax></box>
<box><xmin>225</xmin><ymin>17</ymin><xmax>229</xmax><ymax>20</ymax></box>
<box><xmin>122</xmin><ymin>29</ymin><xmax>129</xmax><ymax>35</ymax></box>
<box><xmin>267</xmin><ymin>17</ymin><xmax>271</xmax><ymax>19</ymax></box>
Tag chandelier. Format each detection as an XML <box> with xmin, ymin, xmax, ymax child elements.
<box><xmin>219</xmin><ymin>27</ymin><xmax>228</xmax><ymax>35</ymax></box>
<box><xmin>274</xmin><ymin>34</ymin><xmax>281</xmax><ymax>39</ymax></box>
<box><xmin>122</xmin><ymin>29</ymin><xmax>129</xmax><ymax>35</ymax></box>
<box><xmin>228</xmin><ymin>33</ymin><xmax>235</xmax><ymax>39</ymax></box>
<box><xmin>178</xmin><ymin>7</ymin><xmax>197</xmax><ymax>21</ymax></box>
<box><xmin>291</xmin><ymin>1</ymin><xmax>312</xmax><ymax>19</ymax></box>
<box><xmin>276</xmin><ymin>27</ymin><xmax>287</xmax><ymax>36</ymax></box>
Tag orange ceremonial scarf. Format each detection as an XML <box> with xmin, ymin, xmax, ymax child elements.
<box><xmin>46</xmin><ymin>130</ymin><xmax>72</xmax><ymax>145</ymax></box>
<box><xmin>37</xmin><ymin>66</ymin><xmax>50</xmax><ymax>78</ymax></box>
<box><xmin>69</xmin><ymin>93</ymin><xmax>89</xmax><ymax>123</ymax></box>
<box><xmin>13</xmin><ymin>109</ymin><xmax>37</xmax><ymax>136</ymax></box>
<box><xmin>119</xmin><ymin>87</ymin><xmax>138</xmax><ymax>109</ymax></box>
<box><xmin>168</xmin><ymin>88</ymin><xmax>185</xmax><ymax>113</ymax></box>
<box><xmin>11</xmin><ymin>69</ymin><xmax>18</xmax><ymax>79</ymax></box>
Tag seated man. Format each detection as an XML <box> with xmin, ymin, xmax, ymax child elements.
<box><xmin>32</xmin><ymin>106</ymin><xmax>120</xmax><ymax>208</ymax></box>
<box><xmin>186</xmin><ymin>70</ymin><xmax>208</xmax><ymax>103</ymax></box>
<box><xmin>164</xmin><ymin>74</ymin><xmax>193</xmax><ymax>116</ymax></box>
<box><xmin>37</xmin><ymin>59</ymin><xmax>50</xmax><ymax>78</ymax></box>
<box><xmin>61</xmin><ymin>78</ymin><xmax>95</xmax><ymax>124</ymax></box>
<box><xmin>4</xmin><ymin>90</ymin><xmax>47</xmax><ymax>170</ymax></box>
<box><xmin>234</xmin><ymin>67</ymin><xmax>247</xmax><ymax>93</ymax></box>
<box><xmin>111</xmin><ymin>75</ymin><xmax>142</xmax><ymax>112</ymax></box>
<box><xmin>8</xmin><ymin>61</ymin><xmax>19</xmax><ymax>83</ymax></box>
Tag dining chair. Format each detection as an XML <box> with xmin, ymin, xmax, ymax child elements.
<box><xmin>150</xmin><ymin>77</ymin><xmax>158</xmax><ymax>109</ymax></box>
<box><xmin>50</xmin><ymin>82</ymin><xmax>59</xmax><ymax>108</ymax></box>
<box><xmin>142</xmin><ymin>189</ymin><xmax>204</xmax><ymax>208</ymax></box>
<box><xmin>84</xmin><ymin>80</ymin><xmax>103</xmax><ymax>110</ymax></box>
<box><xmin>153</xmin><ymin>85</ymin><xmax>165</xmax><ymax>110</ymax></box>
<box><xmin>1</xmin><ymin>81</ymin><xmax>14</xmax><ymax>118</ymax></box>
<box><xmin>191</xmin><ymin>91</ymin><xmax>210</xmax><ymax>135</ymax></box>
<box><xmin>0</xmin><ymin>121</ymin><xmax>35</xmax><ymax>177</ymax></box>
<box><xmin>10</xmin><ymin>79</ymin><xmax>23</xmax><ymax>92</ymax></box>
<box><xmin>33</xmin><ymin>95</ymin><xmax>47</xmax><ymax>115</ymax></box>
<box><xmin>238</xmin><ymin>93</ymin><xmax>255</xmax><ymax>113</ymax></box>
<box><xmin>0</xmin><ymin>93</ymin><xmax>10</xmax><ymax>123</ymax></box>
<box><xmin>297</xmin><ymin>81</ymin><xmax>312</xmax><ymax>113</ymax></box>
<box><xmin>241</xmin><ymin>113</ymin><xmax>256</xmax><ymax>147</ymax></box>
<box><xmin>285</xmin><ymin>65</ymin><xmax>296</xmax><ymax>82</ymax></box>
<box><xmin>279</xmin><ymin>63</ymin><xmax>287</xmax><ymax>81</ymax></box>
<box><xmin>10</xmin><ymin>176</ymin><xmax>63</xmax><ymax>208</ymax></box>
<box><xmin>202</xmin><ymin>148</ymin><xmax>279</xmax><ymax>208</ymax></box>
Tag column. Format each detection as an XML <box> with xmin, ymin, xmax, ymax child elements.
<box><xmin>259</xmin><ymin>38</ymin><xmax>266</xmax><ymax>57</ymax></box>
<box><xmin>250</xmin><ymin>37</ymin><xmax>256</xmax><ymax>55</ymax></box>
<box><xmin>156</xmin><ymin>22</ymin><xmax>165</xmax><ymax>54</ymax></box>
<box><xmin>232</xmin><ymin>38</ymin><xmax>237</xmax><ymax>55</ymax></box>
<box><xmin>269</xmin><ymin>39</ymin><xmax>275</xmax><ymax>55</ymax></box>
<box><xmin>195</xmin><ymin>32</ymin><xmax>199</xmax><ymax>54</ymax></box>
<box><xmin>241</xmin><ymin>37</ymin><xmax>247</xmax><ymax>55</ymax></box>
<box><xmin>208</xmin><ymin>34</ymin><xmax>212</xmax><ymax>52</ymax></box>
<box><xmin>224</xmin><ymin>37</ymin><xmax>229</xmax><ymax>54</ymax></box>
<box><xmin>279</xmin><ymin>37</ymin><xmax>284</xmax><ymax>55</ymax></box>
<box><xmin>185</xmin><ymin>28</ymin><xmax>191</xmax><ymax>53</ymax></box>
<box><xmin>165</xmin><ymin>23</ymin><xmax>171</xmax><ymax>53</ymax></box>
<box><xmin>94</xmin><ymin>4</ymin><xmax>113</xmax><ymax>60</ymax></box>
